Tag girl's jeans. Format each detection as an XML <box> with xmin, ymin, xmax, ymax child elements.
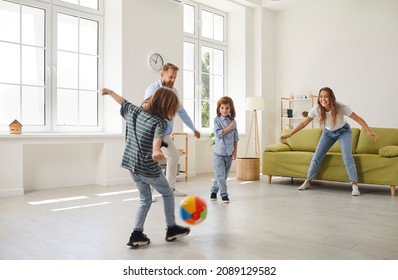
<box><xmin>307</xmin><ymin>123</ymin><xmax>358</xmax><ymax>183</ymax></box>
<box><xmin>211</xmin><ymin>153</ymin><xmax>232</xmax><ymax>197</ymax></box>
<box><xmin>129</xmin><ymin>170</ymin><xmax>176</xmax><ymax>231</ymax></box>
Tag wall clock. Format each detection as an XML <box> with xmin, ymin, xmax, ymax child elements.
<box><xmin>148</xmin><ymin>53</ymin><xmax>164</xmax><ymax>71</ymax></box>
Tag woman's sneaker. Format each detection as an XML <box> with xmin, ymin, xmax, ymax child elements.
<box><xmin>298</xmin><ymin>180</ymin><xmax>311</xmax><ymax>190</ymax></box>
<box><xmin>127</xmin><ymin>231</ymin><xmax>150</xmax><ymax>248</ymax></box>
<box><xmin>352</xmin><ymin>184</ymin><xmax>360</xmax><ymax>196</ymax></box>
<box><xmin>165</xmin><ymin>225</ymin><xmax>190</xmax><ymax>241</ymax></box>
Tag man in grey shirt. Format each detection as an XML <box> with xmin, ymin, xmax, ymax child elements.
<box><xmin>145</xmin><ymin>63</ymin><xmax>200</xmax><ymax>197</ymax></box>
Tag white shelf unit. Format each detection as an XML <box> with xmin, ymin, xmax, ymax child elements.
<box><xmin>280</xmin><ymin>96</ymin><xmax>317</xmax><ymax>131</ymax></box>
<box><xmin>171</xmin><ymin>132</ymin><xmax>188</xmax><ymax>181</ymax></box>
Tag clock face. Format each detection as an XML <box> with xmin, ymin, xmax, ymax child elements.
<box><xmin>149</xmin><ymin>53</ymin><xmax>163</xmax><ymax>71</ymax></box>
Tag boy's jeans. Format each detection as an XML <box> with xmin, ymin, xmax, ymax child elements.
<box><xmin>130</xmin><ymin>170</ymin><xmax>176</xmax><ymax>231</ymax></box>
<box><xmin>307</xmin><ymin>123</ymin><xmax>358</xmax><ymax>183</ymax></box>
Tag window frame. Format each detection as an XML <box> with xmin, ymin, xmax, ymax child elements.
<box><xmin>183</xmin><ymin>0</ymin><xmax>227</xmax><ymax>134</ymax></box>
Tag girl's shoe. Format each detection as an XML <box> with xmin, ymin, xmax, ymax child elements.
<box><xmin>221</xmin><ymin>196</ymin><xmax>230</xmax><ymax>203</ymax></box>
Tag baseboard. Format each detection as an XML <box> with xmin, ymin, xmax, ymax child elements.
<box><xmin>105</xmin><ymin>178</ymin><xmax>132</xmax><ymax>186</ymax></box>
<box><xmin>0</xmin><ymin>188</ymin><xmax>24</xmax><ymax>197</ymax></box>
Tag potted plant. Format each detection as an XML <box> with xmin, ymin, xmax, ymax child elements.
<box><xmin>208</xmin><ymin>132</ymin><xmax>215</xmax><ymax>146</ymax></box>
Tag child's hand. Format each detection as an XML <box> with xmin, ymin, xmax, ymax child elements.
<box><xmin>101</xmin><ymin>88</ymin><xmax>112</xmax><ymax>95</ymax></box>
<box><xmin>152</xmin><ymin>150</ymin><xmax>165</xmax><ymax>161</ymax></box>
<box><xmin>222</xmin><ymin>121</ymin><xmax>235</xmax><ymax>135</ymax></box>
<box><xmin>227</xmin><ymin>122</ymin><xmax>235</xmax><ymax>130</ymax></box>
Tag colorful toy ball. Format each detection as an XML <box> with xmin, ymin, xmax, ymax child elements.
<box><xmin>179</xmin><ymin>196</ymin><xmax>207</xmax><ymax>225</ymax></box>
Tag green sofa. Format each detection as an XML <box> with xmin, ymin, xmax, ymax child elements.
<box><xmin>262</xmin><ymin>127</ymin><xmax>398</xmax><ymax>196</ymax></box>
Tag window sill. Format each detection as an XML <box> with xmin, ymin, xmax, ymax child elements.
<box><xmin>0</xmin><ymin>133</ymin><xmax>123</xmax><ymax>139</ymax></box>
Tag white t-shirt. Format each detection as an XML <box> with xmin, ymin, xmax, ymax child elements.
<box><xmin>308</xmin><ymin>102</ymin><xmax>353</xmax><ymax>131</ymax></box>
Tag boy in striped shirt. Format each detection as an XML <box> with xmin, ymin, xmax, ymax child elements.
<box><xmin>102</xmin><ymin>87</ymin><xmax>190</xmax><ymax>248</ymax></box>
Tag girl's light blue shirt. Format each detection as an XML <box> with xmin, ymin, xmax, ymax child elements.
<box><xmin>213</xmin><ymin>115</ymin><xmax>239</xmax><ymax>156</ymax></box>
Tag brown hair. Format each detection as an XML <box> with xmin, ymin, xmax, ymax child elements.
<box><xmin>317</xmin><ymin>87</ymin><xmax>338</xmax><ymax>128</ymax></box>
<box><xmin>162</xmin><ymin>63</ymin><xmax>179</xmax><ymax>72</ymax></box>
<box><xmin>216</xmin><ymin>96</ymin><xmax>236</xmax><ymax>119</ymax></box>
<box><xmin>143</xmin><ymin>87</ymin><xmax>180</xmax><ymax>120</ymax></box>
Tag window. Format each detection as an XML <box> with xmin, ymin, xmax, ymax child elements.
<box><xmin>183</xmin><ymin>1</ymin><xmax>227</xmax><ymax>133</ymax></box>
<box><xmin>0</xmin><ymin>0</ymin><xmax>103</xmax><ymax>133</ymax></box>
<box><xmin>0</xmin><ymin>1</ymin><xmax>46</xmax><ymax>127</ymax></box>
<box><xmin>56</xmin><ymin>12</ymin><xmax>100</xmax><ymax>127</ymax></box>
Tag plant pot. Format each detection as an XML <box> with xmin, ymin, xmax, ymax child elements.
<box><xmin>237</xmin><ymin>157</ymin><xmax>260</xmax><ymax>181</ymax></box>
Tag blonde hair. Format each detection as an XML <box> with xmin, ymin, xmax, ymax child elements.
<box><xmin>143</xmin><ymin>87</ymin><xmax>180</xmax><ymax>120</ymax></box>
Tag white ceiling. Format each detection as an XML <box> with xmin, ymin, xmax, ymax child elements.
<box><xmin>262</xmin><ymin>0</ymin><xmax>315</xmax><ymax>11</ymax></box>
<box><xmin>186</xmin><ymin>0</ymin><xmax>314</xmax><ymax>12</ymax></box>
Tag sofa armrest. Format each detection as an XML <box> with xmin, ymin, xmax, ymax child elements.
<box><xmin>264</xmin><ymin>143</ymin><xmax>291</xmax><ymax>152</ymax></box>
<box><xmin>379</xmin><ymin>146</ymin><xmax>398</xmax><ymax>158</ymax></box>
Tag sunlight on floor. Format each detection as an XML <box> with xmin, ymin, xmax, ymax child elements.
<box><xmin>51</xmin><ymin>202</ymin><xmax>111</xmax><ymax>212</ymax></box>
<box><xmin>28</xmin><ymin>196</ymin><xmax>89</xmax><ymax>205</ymax></box>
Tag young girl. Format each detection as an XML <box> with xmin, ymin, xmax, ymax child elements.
<box><xmin>210</xmin><ymin>97</ymin><xmax>239</xmax><ymax>203</ymax></box>
<box><xmin>102</xmin><ymin>87</ymin><xmax>190</xmax><ymax>248</ymax></box>
<box><xmin>280</xmin><ymin>87</ymin><xmax>377</xmax><ymax>196</ymax></box>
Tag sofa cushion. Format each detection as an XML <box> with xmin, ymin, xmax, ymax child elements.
<box><xmin>379</xmin><ymin>146</ymin><xmax>398</xmax><ymax>158</ymax></box>
<box><xmin>264</xmin><ymin>143</ymin><xmax>291</xmax><ymax>152</ymax></box>
<box><xmin>356</xmin><ymin>127</ymin><xmax>398</xmax><ymax>154</ymax></box>
<box><xmin>284</xmin><ymin>128</ymin><xmax>322</xmax><ymax>152</ymax></box>
<box><xmin>329</xmin><ymin>128</ymin><xmax>360</xmax><ymax>153</ymax></box>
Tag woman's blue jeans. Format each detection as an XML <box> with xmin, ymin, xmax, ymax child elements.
<box><xmin>129</xmin><ymin>170</ymin><xmax>176</xmax><ymax>231</ymax></box>
<box><xmin>211</xmin><ymin>153</ymin><xmax>232</xmax><ymax>197</ymax></box>
<box><xmin>307</xmin><ymin>123</ymin><xmax>358</xmax><ymax>183</ymax></box>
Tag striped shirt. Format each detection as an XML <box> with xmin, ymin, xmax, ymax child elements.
<box><xmin>120</xmin><ymin>100</ymin><xmax>167</xmax><ymax>178</ymax></box>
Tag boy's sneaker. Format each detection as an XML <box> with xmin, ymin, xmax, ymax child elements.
<box><xmin>210</xmin><ymin>192</ymin><xmax>217</xmax><ymax>201</ymax></box>
<box><xmin>221</xmin><ymin>196</ymin><xmax>230</xmax><ymax>203</ymax></box>
<box><xmin>352</xmin><ymin>184</ymin><xmax>360</xmax><ymax>196</ymax></box>
<box><xmin>127</xmin><ymin>231</ymin><xmax>150</xmax><ymax>248</ymax></box>
<box><xmin>298</xmin><ymin>180</ymin><xmax>311</xmax><ymax>190</ymax></box>
<box><xmin>165</xmin><ymin>225</ymin><xmax>190</xmax><ymax>241</ymax></box>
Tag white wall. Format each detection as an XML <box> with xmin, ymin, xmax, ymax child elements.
<box><xmin>103</xmin><ymin>0</ymin><xmax>123</xmax><ymax>133</ymax></box>
<box><xmin>274</xmin><ymin>0</ymin><xmax>398</xmax><ymax>141</ymax></box>
<box><xmin>121</xmin><ymin>0</ymin><xmax>183</xmax><ymax>106</ymax></box>
<box><xmin>4</xmin><ymin>0</ymin><xmax>397</xmax><ymax>196</ymax></box>
<box><xmin>121</xmin><ymin>0</ymin><xmax>203</xmax><ymax>175</ymax></box>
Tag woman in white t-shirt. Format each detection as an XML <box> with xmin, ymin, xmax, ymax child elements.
<box><xmin>280</xmin><ymin>87</ymin><xmax>377</xmax><ymax>196</ymax></box>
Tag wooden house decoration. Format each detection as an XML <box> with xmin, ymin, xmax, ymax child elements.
<box><xmin>9</xmin><ymin>119</ymin><xmax>23</xmax><ymax>134</ymax></box>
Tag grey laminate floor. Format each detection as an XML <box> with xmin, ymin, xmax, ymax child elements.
<box><xmin>1</xmin><ymin>173</ymin><xmax>397</xmax><ymax>260</ymax></box>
